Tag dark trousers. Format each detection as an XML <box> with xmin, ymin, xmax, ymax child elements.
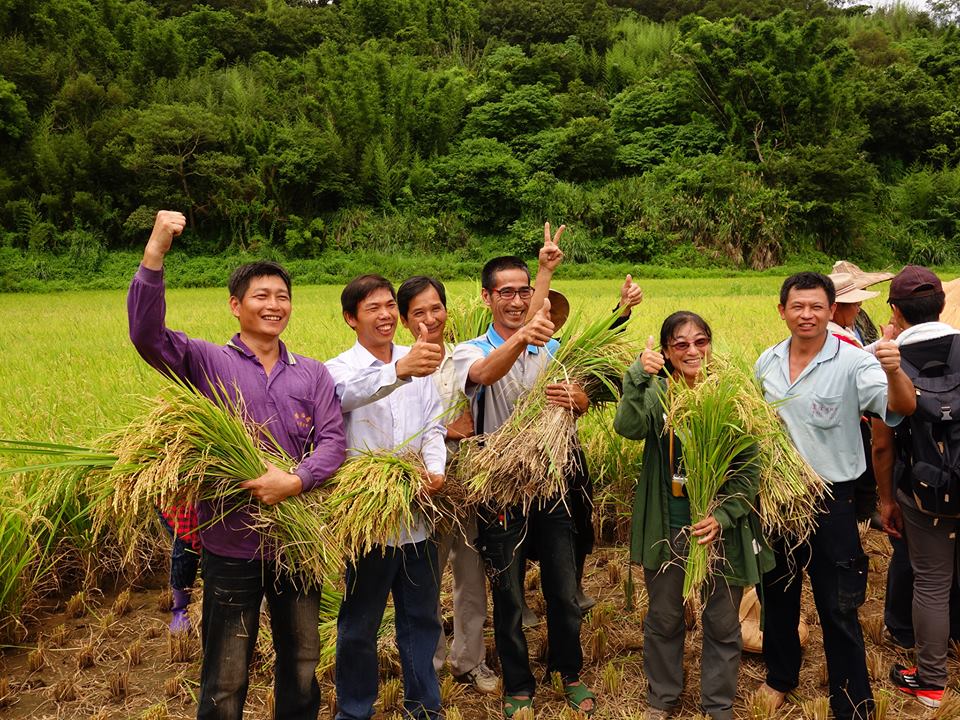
<box><xmin>198</xmin><ymin>550</ymin><xmax>321</xmax><ymax>720</ymax></box>
<box><xmin>759</xmin><ymin>482</ymin><xmax>872</xmax><ymax>720</ymax></box>
<box><xmin>335</xmin><ymin>540</ymin><xmax>441</xmax><ymax>720</ymax></box>
<box><xmin>476</xmin><ymin>498</ymin><xmax>583</xmax><ymax>696</ymax></box>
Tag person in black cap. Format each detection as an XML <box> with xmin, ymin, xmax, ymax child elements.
<box><xmin>873</xmin><ymin>265</ymin><xmax>960</xmax><ymax>709</ymax></box>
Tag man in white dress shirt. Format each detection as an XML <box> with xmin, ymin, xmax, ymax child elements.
<box><xmin>325</xmin><ymin>274</ymin><xmax>447</xmax><ymax>720</ymax></box>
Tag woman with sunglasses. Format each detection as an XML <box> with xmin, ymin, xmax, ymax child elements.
<box><xmin>613</xmin><ymin>311</ymin><xmax>772</xmax><ymax>720</ymax></box>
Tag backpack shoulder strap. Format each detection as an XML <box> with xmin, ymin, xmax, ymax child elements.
<box><xmin>946</xmin><ymin>334</ymin><xmax>960</xmax><ymax>371</ymax></box>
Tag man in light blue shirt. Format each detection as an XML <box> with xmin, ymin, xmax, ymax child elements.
<box><xmin>754</xmin><ymin>271</ymin><xmax>915</xmax><ymax>720</ymax></box>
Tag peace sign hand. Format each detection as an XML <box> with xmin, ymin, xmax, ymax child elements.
<box><xmin>538</xmin><ymin>221</ymin><xmax>565</xmax><ymax>272</ymax></box>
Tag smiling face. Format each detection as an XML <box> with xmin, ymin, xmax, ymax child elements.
<box><xmin>779</xmin><ymin>287</ymin><xmax>834</xmax><ymax>342</ymax></box>
<box><xmin>663</xmin><ymin>321</ymin><xmax>712</xmax><ymax>385</ymax></box>
<box><xmin>400</xmin><ymin>285</ymin><xmax>447</xmax><ymax>344</ymax></box>
<box><xmin>344</xmin><ymin>287</ymin><xmax>399</xmax><ymax>356</ymax></box>
<box><xmin>229</xmin><ymin>275</ymin><xmax>291</xmax><ymax>339</ymax></box>
<box><xmin>482</xmin><ymin>267</ymin><xmax>532</xmax><ymax>338</ymax></box>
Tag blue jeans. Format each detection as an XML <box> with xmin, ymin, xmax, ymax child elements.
<box><xmin>198</xmin><ymin>550</ymin><xmax>321</xmax><ymax>720</ymax></box>
<box><xmin>335</xmin><ymin>540</ymin><xmax>441</xmax><ymax>720</ymax></box>
<box><xmin>759</xmin><ymin>482</ymin><xmax>872</xmax><ymax>720</ymax></box>
<box><xmin>476</xmin><ymin>497</ymin><xmax>583</xmax><ymax>697</ymax></box>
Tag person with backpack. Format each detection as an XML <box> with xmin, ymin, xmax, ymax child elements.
<box><xmin>872</xmin><ymin>265</ymin><xmax>960</xmax><ymax>709</ymax></box>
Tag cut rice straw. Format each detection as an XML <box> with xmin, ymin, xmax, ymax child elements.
<box><xmin>457</xmin><ymin>308</ymin><xmax>634</xmax><ymax>512</ymax></box>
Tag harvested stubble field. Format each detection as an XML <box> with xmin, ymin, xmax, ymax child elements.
<box><xmin>0</xmin><ymin>277</ymin><xmax>952</xmax><ymax>718</ymax></box>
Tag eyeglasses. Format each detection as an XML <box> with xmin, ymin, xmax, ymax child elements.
<box><xmin>492</xmin><ymin>286</ymin><xmax>534</xmax><ymax>300</ymax></box>
<box><xmin>668</xmin><ymin>337</ymin><xmax>711</xmax><ymax>352</ymax></box>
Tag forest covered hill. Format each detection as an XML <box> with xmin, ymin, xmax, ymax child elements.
<box><xmin>1</xmin><ymin>0</ymin><xmax>959</xmax><ymax>288</ymax></box>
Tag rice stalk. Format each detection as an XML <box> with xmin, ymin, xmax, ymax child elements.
<box><xmin>664</xmin><ymin>361</ymin><xmax>757</xmax><ymax>601</ymax></box>
<box><xmin>457</xmin><ymin>310</ymin><xmax>634</xmax><ymax>511</ymax></box>
<box><xmin>315</xmin><ymin>450</ymin><xmax>458</xmax><ymax>564</ymax></box>
<box><xmin>664</xmin><ymin>356</ymin><xmax>829</xmax><ymax>599</ymax></box>
<box><xmin>444</xmin><ymin>292</ymin><xmax>491</xmax><ymax>344</ymax></box>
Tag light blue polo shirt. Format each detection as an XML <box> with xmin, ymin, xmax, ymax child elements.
<box><xmin>452</xmin><ymin>324</ymin><xmax>560</xmax><ymax>434</ymax></box>
<box><xmin>754</xmin><ymin>333</ymin><xmax>903</xmax><ymax>484</ymax></box>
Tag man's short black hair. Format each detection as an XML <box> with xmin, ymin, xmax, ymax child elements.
<box><xmin>891</xmin><ymin>293</ymin><xmax>946</xmax><ymax>326</ymax></box>
<box><xmin>481</xmin><ymin>256</ymin><xmax>529</xmax><ymax>291</ymax></box>
<box><xmin>228</xmin><ymin>261</ymin><xmax>291</xmax><ymax>300</ymax></box>
<box><xmin>779</xmin><ymin>272</ymin><xmax>835</xmax><ymax>306</ymax></box>
<box><xmin>397</xmin><ymin>276</ymin><xmax>446</xmax><ymax>318</ymax></box>
<box><xmin>341</xmin><ymin>274</ymin><xmax>395</xmax><ymax>318</ymax></box>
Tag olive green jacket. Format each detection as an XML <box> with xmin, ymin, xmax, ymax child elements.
<box><xmin>613</xmin><ymin>361</ymin><xmax>774</xmax><ymax>587</ymax></box>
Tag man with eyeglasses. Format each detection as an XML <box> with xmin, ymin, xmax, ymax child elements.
<box><xmin>452</xmin><ymin>227</ymin><xmax>596</xmax><ymax>717</ymax></box>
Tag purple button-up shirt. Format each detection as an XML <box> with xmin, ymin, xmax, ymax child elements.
<box><xmin>127</xmin><ymin>265</ymin><xmax>346</xmax><ymax>560</ymax></box>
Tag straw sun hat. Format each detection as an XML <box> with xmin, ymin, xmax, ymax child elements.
<box><xmin>828</xmin><ymin>261</ymin><xmax>895</xmax><ymax>305</ymax></box>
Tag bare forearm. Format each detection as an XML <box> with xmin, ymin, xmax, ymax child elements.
<box><xmin>526</xmin><ymin>266</ymin><xmax>553</xmax><ymax>322</ymax></box>
<box><xmin>886</xmin><ymin>368</ymin><xmax>917</xmax><ymax>416</ymax></box>
<box><xmin>467</xmin><ymin>334</ymin><xmax>527</xmax><ymax>386</ymax></box>
<box><xmin>872</xmin><ymin>420</ymin><xmax>896</xmax><ymax>503</ymax></box>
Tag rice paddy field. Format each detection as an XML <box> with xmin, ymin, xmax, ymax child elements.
<box><xmin>0</xmin><ymin>276</ymin><xmax>952</xmax><ymax>719</ymax></box>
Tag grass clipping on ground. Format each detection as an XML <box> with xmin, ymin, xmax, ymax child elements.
<box><xmin>665</xmin><ymin>356</ymin><xmax>828</xmax><ymax>600</ymax></box>
<box><xmin>456</xmin><ymin>310</ymin><xmax>634</xmax><ymax>511</ymax></box>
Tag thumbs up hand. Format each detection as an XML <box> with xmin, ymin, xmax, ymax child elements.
<box><xmin>875</xmin><ymin>323</ymin><xmax>902</xmax><ymax>374</ymax></box>
<box><xmin>396</xmin><ymin>322</ymin><xmax>443</xmax><ymax>379</ymax></box>
<box><xmin>640</xmin><ymin>335</ymin><xmax>666</xmax><ymax>376</ymax></box>
<box><xmin>522</xmin><ymin>297</ymin><xmax>555</xmax><ymax>347</ymax></box>
<box><xmin>619</xmin><ymin>273</ymin><xmax>644</xmax><ymax>316</ymax></box>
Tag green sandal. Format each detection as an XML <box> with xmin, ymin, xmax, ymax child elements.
<box><xmin>563</xmin><ymin>681</ymin><xmax>596</xmax><ymax>716</ymax></box>
<box><xmin>503</xmin><ymin>695</ymin><xmax>534</xmax><ymax>718</ymax></box>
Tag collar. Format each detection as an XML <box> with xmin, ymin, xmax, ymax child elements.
<box><xmin>773</xmin><ymin>332</ymin><xmax>840</xmax><ymax>384</ymax></box>
<box><xmin>897</xmin><ymin>322</ymin><xmax>960</xmax><ymax>347</ymax></box>
<box><xmin>348</xmin><ymin>339</ymin><xmax>399</xmax><ymax>367</ymax></box>
<box><xmin>227</xmin><ymin>334</ymin><xmax>297</xmax><ymax>365</ymax></box>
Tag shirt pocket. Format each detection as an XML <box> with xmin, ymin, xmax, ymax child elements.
<box><xmin>808</xmin><ymin>393</ymin><xmax>843</xmax><ymax>428</ymax></box>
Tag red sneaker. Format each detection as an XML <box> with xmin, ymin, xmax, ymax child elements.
<box><xmin>890</xmin><ymin>664</ymin><xmax>944</xmax><ymax>708</ymax></box>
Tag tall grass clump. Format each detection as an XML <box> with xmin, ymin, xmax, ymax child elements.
<box><xmin>457</xmin><ymin>310</ymin><xmax>634</xmax><ymax>511</ymax></box>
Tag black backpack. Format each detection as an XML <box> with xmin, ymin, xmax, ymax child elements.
<box><xmin>897</xmin><ymin>334</ymin><xmax>960</xmax><ymax>518</ymax></box>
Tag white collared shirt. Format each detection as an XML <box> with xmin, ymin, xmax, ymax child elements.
<box><xmin>326</xmin><ymin>341</ymin><xmax>446</xmax><ymax>545</ymax></box>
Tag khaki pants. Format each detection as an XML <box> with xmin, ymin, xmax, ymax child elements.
<box><xmin>434</xmin><ymin>515</ymin><xmax>488</xmax><ymax>676</ymax></box>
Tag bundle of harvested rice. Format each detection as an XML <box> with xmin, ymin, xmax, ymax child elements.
<box><xmin>456</xmin><ymin>309</ymin><xmax>634</xmax><ymax>511</ymax></box>
<box><xmin>664</xmin><ymin>364</ymin><xmax>758</xmax><ymax>601</ymax></box>
<box><xmin>664</xmin><ymin>356</ymin><xmax>828</xmax><ymax>598</ymax></box>
<box><xmin>320</xmin><ymin>451</ymin><xmax>462</xmax><ymax>563</ymax></box>
<box><xmin>3</xmin><ymin>381</ymin><xmax>342</xmax><ymax>585</ymax></box>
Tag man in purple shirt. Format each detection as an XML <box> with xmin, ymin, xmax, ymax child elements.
<box><xmin>128</xmin><ymin>210</ymin><xmax>346</xmax><ymax>720</ymax></box>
